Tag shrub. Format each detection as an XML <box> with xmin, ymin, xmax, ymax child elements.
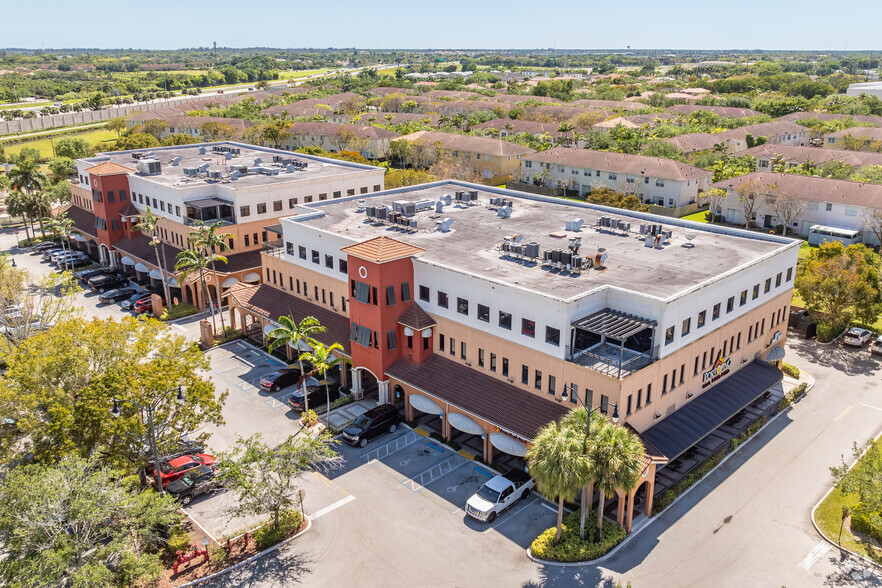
<box><xmin>300</xmin><ymin>409</ymin><xmax>318</xmax><ymax>427</ymax></box>
<box><xmin>446</xmin><ymin>440</ymin><xmax>462</xmax><ymax>451</ymax></box>
<box><xmin>160</xmin><ymin>302</ymin><xmax>198</xmax><ymax>321</ymax></box>
<box><xmin>428</xmin><ymin>432</ymin><xmax>444</xmax><ymax>443</ymax></box>
<box><xmin>851</xmin><ymin>511</ymin><xmax>882</xmax><ymax>544</ymax></box>
<box><xmin>215</xmin><ymin>326</ymin><xmax>242</xmax><ymax>344</ymax></box>
<box><xmin>166</xmin><ymin>531</ymin><xmax>192</xmax><ymax>557</ymax></box>
<box><xmin>311</xmin><ymin>393</ymin><xmax>355</xmax><ymax>415</ymax></box>
<box><xmin>816</xmin><ymin>322</ymin><xmax>847</xmax><ymax>343</ymax></box>
<box><xmin>253</xmin><ymin>510</ymin><xmax>303</xmax><ymax>550</ymax></box>
<box><xmin>208</xmin><ymin>543</ymin><xmax>228</xmax><ymax>568</ymax></box>
<box><xmin>530</xmin><ymin>509</ymin><xmax>627</xmax><ymax>562</ymax></box>
<box><xmin>781</xmin><ymin>362</ymin><xmax>800</xmax><ymax>378</ymax></box>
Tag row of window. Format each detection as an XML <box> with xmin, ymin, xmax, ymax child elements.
<box><xmin>418</xmin><ymin>285</ymin><xmax>560</xmax><ymax>346</ymax></box>
<box><xmin>266</xmin><ymin>266</ymin><xmax>348</xmax><ymax>312</ymax></box>
<box><xmin>664</xmin><ymin>268</ymin><xmax>793</xmax><ymax>345</ymax></box>
<box><xmin>350</xmin><ymin>280</ymin><xmax>411</xmax><ymax>307</ymax></box>
<box><xmin>292</xmin><ymin>244</ymin><xmax>349</xmax><ymax>275</ymax></box>
<box><xmin>350</xmin><ymin>322</ymin><xmax>429</xmax><ymax>352</ymax></box>
<box><xmin>523</xmin><ymin>162</ymin><xmax>681</xmax><ymax>186</ymax></box>
<box><xmin>91</xmin><ymin>188</ymin><xmax>129</xmax><ymax>204</ymax></box>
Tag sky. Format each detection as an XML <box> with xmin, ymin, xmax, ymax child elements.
<box><xmin>4</xmin><ymin>0</ymin><xmax>882</xmax><ymax>51</ymax></box>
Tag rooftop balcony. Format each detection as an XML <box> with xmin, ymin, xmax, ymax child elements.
<box><xmin>566</xmin><ymin>308</ymin><xmax>658</xmax><ymax>379</ymax></box>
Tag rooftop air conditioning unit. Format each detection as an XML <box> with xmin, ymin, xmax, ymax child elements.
<box><xmin>253</xmin><ymin>157</ymin><xmax>262</xmax><ymax>166</ymax></box>
<box><xmin>136</xmin><ymin>159</ymin><xmax>161</xmax><ymax>176</ymax></box>
<box><xmin>225</xmin><ymin>152</ymin><xmax>232</xmax><ymax>160</ymax></box>
<box><xmin>286</xmin><ymin>164</ymin><xmax>296</xmax><ymax>173</ymax></box>
<box><xmin>441</xmin><ymin>194</ymin><xmax>452</xmax><ymax>205</ymax></box>
<box><xmin>199</xmin><ymin>163</ymin><xmax>210</xmax><ymax>172</ymax></box>
<box><xmin>230</xmin><ymin>170</ymin><xmax>240</xmax><ymax>180</ymax></box>
<box><xmin>182</xmin><ymin>167</ymin><xmax>198</xmax><ymax>177</ymax></box>
<box><xmin>375</xmin><ymin>207</ymin><xmax>388</xmax><ymax>220</ymax></box>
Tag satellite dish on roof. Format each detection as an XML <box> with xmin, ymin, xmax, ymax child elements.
<box><xmin>685</xmin><ymin>233</ymin><xmax>696</xmax><ymax>247</ymax></box>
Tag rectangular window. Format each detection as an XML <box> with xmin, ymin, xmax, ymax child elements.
<box><xmin>311</xmin><ymin>250</ymin><xmax>320</xmax><ymax>264</ymax></box>
<box><xmin>534</xmin><ymin>370</ymin><xmax>542</xmax><ymax>390</ymax></box>
<box><xmin>727</xmin><ymin>296</ymin><xmax>735</xmax><ymax>313</ymax></box>
<box><xmin>637</xmin><ymin>388</ymin><xmax>642</xmax><ymax>408</ymax></box>
<box><xmin>712</xmin><ymin>303</ymin><xmax>721</xmax><ymax>321</ymax></box>
<box><xmin>354</xmin><ymin>281</ymin><xmax>371</xmax><ymax>304</ymax></box>
<box><xmin>490</xmin><ymin>353</ymin><xmax>497</xmax><ymax>372</ymax></box>
<box><xmin>478</xmin><ymin>349</ymin><xmax>485</xmax><ymax>367</ymax></box>
<box><xmin>457</xmin><ymin>298</ymin><xmax>469</xmax><ymax>315</ymax></box>
<box><xmin>347</xmin><ymin>189</ymin><xmax>356</xmax><ymax>196</ymax></box>
<box><xmin>502</xmin><ymin>358</ymin><xmax>509</xmax><ymax>377</ymax></box>
<box><xmin>400</xmin><ymin>283</ymin><xmax>410</xmax><ymax>302</ymax></box>
<box><xmin>419</xmin><ymin>285</ymin><xmax>430</xmax><ymax>301</ymax></box>
<box><xmin>499</xmin><ymin>311</ymin><xmax>512</xmax><ymax>330</ymax></box>
<box><xmin>107</xmin><ymin>191</ymin><xmax>115</xmax><ymax>203</ymax></box>
<box><xmin>373</xmin><ymin>185</ymin><xmax>381</xmax><ymax>192</ymax></box>
<box><xmin>646</xmin><ymin>383</ymin><xmax>652</xmax><ymax>405</ymax></box>
<box><xmin>339</xmin><ymin>259</ymin><xmax>347</xmax><ymax>274</ymax></box>
<box><xmin>240</xmin><ymin>205</ymin><xmax>250</xmax><ymax>217</ymax></box>
<box><xmin>460</xmin><ymin>341</ymin><xmax>466</xmax><ymax>360</ymax></box>
<box><xmin>682</xmin><ymin>318</ymin><xmax>691</xmax><ymax>337</ymax></box>
<box><xmin>438</xmin><ymin>291</ymin><xmax>448</xmax><ymax>308</ymax></box>
<box><xmin>548</xmin><ymin>375</ymin><xmax>556</xmax><ymax>395</ymax></box>
<box><xmin>680</xmin><ymin>365</ymin><xmax>685</xmax><ymax>385</ymax></box>
<box><xmin>175</xmin><ymin>205</ymin><xmax>181</xmax><ymax>217</ymax></box>
<box><xmin>752</xmin><ymin>284</ymin><xmax>760</xmax><ymax>300</ymax></box>
<box><xmin>694</xmin><ymin>356</ymin><xmax>700</xmax><ymax>375</ymax></box>
<box><xmin>786</xmin><ymin>267</ymin><xmax>793</xmax><ymax>282</ymax></box>
<box><xmin>325</xmin><ymin>254</ymin><xmax>334</xmax><ymax>269</ymax></box>
<box><xmin>386</xmin><ymin>285</ymin><xmax>396</xmax><ymax>306</ymax></box>
<box><xmin>697</xmin><ymin>311</ymin><xmax>706</xmax><ymax>328</ymax></box>
<box><xmin>761</xmin><ymin>318</ymin><xmax>765</xmax><ymax>335</ymax></box>
<box><xmin>449</xmin><ymin>338</ymin><xmax>455</xmax><ymax>356</ymax></box>
<box><xmin>764</xmin><ymin>278</ymin><xmax>771</xmax><ymax>294</ymax></box>
<box><xmin>111</xmin><ymin>219</ymin><xmax>119</xmax><ymax>231</ymax></box>
<box><xmin>665</xmin><ymin>326</ymin><xmax>675</xmax><ymax>345</ymax></box>
<box><xmin>333</xmin><ymin>191</ymin><xmax>341</xmax><ymax>199</ymax></box>
<box><xmin>273</xmin><ymin>200</ymin><xmax>283</xmax><ymax>212</ymax></box>
<box><xmin>477</xmin><ymin>304</ymin><xmax>490</xmax><ymax>322</ymax></box>
<box><xmin>723</xmin><ymin>339</ymin><xmax>728</xmax><ymax>356</ymax></box>
<box><xmin>439</xmin><ymin>334</ymin><xmax>445</xmax><ymax>352</ymax></box>
<box><xmin>737</xmin><ymin>332</ymin><xmax>742</xmax><ymax>349</ymax></box>
<box><xmin>320</xmin><ymin>193</ymin><xmax>328</xmax><ymax>200</ymax></box>
<box><xmin>749</xmin><ymin>325</ymin><xmax>754</xmax><ymax>342</ymax></box>
<box><xmin>315</xmin><ymin>286</ymin><xmax>319</xmax><ymax>300</ymax></box>
<box><xmin>546</xmin><ymin>326</ymin><xmax>560</xmax><ymax>346</ymax></box>
<box><xmin>825</xmin><ymin>202</ymin><xmax>833</xmax><ymax>212</ymax></box>
<box><xmin>298</xmin><ymin>246</ymin><xmax>306</xmax><ymax>260</ymax></box>
<box><xmin>662</xmin><ymin>374</ymin><xmax>668</xmax><ymax>395</ymax></box>
<box><xmin>289</xmin><ymin>198</ymin><xmax>298</xmax><ymax>209</ymax></box>
<box><xmin>119</xmin><ymin>190</ymin><xmax>127</xmax><ymax>201</ymax></box>
<box><xmin>387</xmin><ymin>331</ymin><xmax>397</xmax><ymax>350</ymax></box>
<box><xmin>92</xmin><ymin>189</ymin><xmax>101</xmax><ymax>202</ymax></box>
<box><xmin>740</xmin><ymin>290</ymin><xmax>748</xmax><ymax>306</ymax></box>
<box><xmin>304</xmin><ymin>196</ymin><xmax>313</xmax><ymax>203</ymax></box>
<box><xmin>522</xmin><ymin>319</ymin><xmax>536</xmax><ymax>337</ymax></box>
<box><xmin>522</xmin><ymin>365</ymin><xmax>529</xmax><ymax>385</ymax></box>
<box><xmin>601</xmin><ymin>395</ymin><xmax>609</xmax><ymax>415</ymax></box>
<box><xmin>257</xmin><ymin>203</ymin><xmax>267</xmax><ymax>214</ymax></box>
<box><xmin>296</xmin><ymin>279</ymin><xmax>301</xmax><ymax>294</ymax></box>
<box><xmin>776</xmin><ymin>273</ymin><xmax>782</xmax><ymax>287</ymax></box>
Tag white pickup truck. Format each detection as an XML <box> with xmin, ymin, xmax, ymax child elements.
<box><xmin>465</xmin><ymin>470</ymin><xmax>534</xmax><ymax>522</ymax></box>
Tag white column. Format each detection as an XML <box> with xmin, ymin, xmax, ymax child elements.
<box><xmin>377</xmin><ymin>380</ymin><xmax>390</xmax><ymax>405</ymax></box>
<box><xmin>351</xmin><ymin>368</ymin><xmax>363</xmax><ymax>399</ymax></box>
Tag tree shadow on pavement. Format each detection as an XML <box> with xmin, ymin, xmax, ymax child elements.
<box><xmin>787</xmin><ymin>335</ymin><xmax>881</xmax><ymax>378</ymax></box>
<box><xmin>201</xmin><ymin>545</ymin><xmax>316</xmax><ymax>587</ymax></box>
<box><xmin>522</xmin><ymin>567</ymin><xmax>617</xmax><ymax>587</ymax></box>
<box><xmin>822</xmin><ymin>552</ymin><xmax>882</xmax><ymax>587</ymax></box>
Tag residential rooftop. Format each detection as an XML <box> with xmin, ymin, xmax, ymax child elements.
<box><xmin>81</xmin><ymin>141</ymin><xmax>381</xmax><ymax>189</ymax></box>
<box><xmin>712</xmin><ymin>171</ymin><xmax>882</xmax><ymax>208</ymax></box>
<box><xmin>288</xmin><ymin>182</ymin><xmax>792</xmax><ymax>301</ymax></box>
<box><xmin>524</xmin><ymin>147</ymin><xmax>712</xmax><ymax>182</ymax></box>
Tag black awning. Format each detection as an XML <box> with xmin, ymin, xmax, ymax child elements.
<box><xmin>185</xmin><ymin>197</ymin><xmax>232</xmax><ymax>208</ymax></box>
<box><xmin>573</xmin><ymin>308</ymin><xmax>656</xmax><ymax>340</ymax></box>
<box><xmin>265</xmin><ymin>224</ymin><xmax>283</xmax><ymax>235</ymax></box>
<box><xmin>640</xmin><ymin>361</ymin><xmax>782</xmax><ymax>461</ymax></box>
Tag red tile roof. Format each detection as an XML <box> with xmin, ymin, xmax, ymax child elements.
<box><xmin>397</xmin><ymin>304</ymin><xmax>436</xmax><ymax>331</ymax></box>
<box><xmin>341</xmin><ymin>236</ymin><xmax>425</xmax><ymax>264</ymax></box>
<box><xmin>85</xmin><ymin>161</ymin><xmax>134</xmax><ymax>176</ymax></box>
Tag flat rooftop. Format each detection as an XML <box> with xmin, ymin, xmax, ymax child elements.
<box><xmin>293</xmin><ymin>182</ymin><xmax>795</xmax><ymax>301</ymax></box>
<box><xmin>83</xmin><ymin>141</ymin><xmax>380</xmax><ymax>190</ymax></box>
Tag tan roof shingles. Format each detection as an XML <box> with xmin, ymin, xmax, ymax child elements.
<box><xmin>85</xmin><ymin>161</ymin><xmax>133</xmax><ymax>176</ymax></box>
<box><xmin>395</xmin><ymin>130</ymin><xmax>535</xmax><ymax>157</ymax></box>
<box><xmin>227</xmin><ymin>283</ymin><xmax>351</xmax><ymax>355</ymax></box>
<box><xmin>397</xmin><ymin>304</ymin><xmax>436</xmax><ymax>331</ymax></box>
<box><xmin>386</xmin><ymin>354</ymin><xmax>569</xmax><ymax>439</ymax></box>
<box><xmin>711</xmin><ymin>171</ymin><xmax>882</xmax><ymax>208</ymax></box>
<box><xmin>65</xmin><ymin>205</ymin><xmax>97</xmax><ymax>237</ymax></box>
<box><xmin>525</xmin><ymin>147</ymin><xmax>712</xmax><ymax>182</ymax></box>
<box><xmin>341</xmin><ymin>236</ymin><xmax>425</xmax><ymax>264</ymax></box>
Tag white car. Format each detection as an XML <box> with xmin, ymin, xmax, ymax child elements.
<box><xmin>465</xmin><ymin>470</ymin><xmax>534</xmax><ymax>523</ymax></box>
<box><xmin>843</xmin><ymin>328</ymin><xmax>873</xmax><ymax>347</ymax></box>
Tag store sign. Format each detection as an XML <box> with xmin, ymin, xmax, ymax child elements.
<box><xmin>768</xmin><ymin>330</ymin><xmax>782</xmax><ymax>347</ymax></box>
<box><xmin>702</xmin><ymin>353</ymin><xmax>731</xmax><ymax>388</ymax></box>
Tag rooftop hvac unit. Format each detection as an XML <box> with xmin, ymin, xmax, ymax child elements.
<box><xmin>595</xmin><ymin>252</ymin><xmax>608</xmax><ymax>269</ymax></box>
<box><xmin>574</xmin><ymin>218</ymin><xmax>584</xmax><ymax>231</ymax></box>
<box><xmin>619</xmin><ymin>221</ymin><xmax>631</xmax><ymax>232</ymax></box>
<box><xmin>497</xmin><ymin>206</ymin><xmax>511</xmax><ymax>218</ymax></box>
<box><xmin>609</xmin><ymin>218</ymin><xmax>620</xmax><ymax>228</ymax></box>
<box><xmin>441</xmin><ymin>194</ymin><xmax>452</xmax><ymax>205</ymax></box>
<box><xmin>375</xmin><ymin>206</ymin><xmax>388</xmax><ymax>220</ymax></box>
<box><xmin>263</xmin><ymin>167</ymin><xmax>280</xmax><ymax>176</ymax></box>
<box><xmin>253</xmin><ymin>157</ymin><xmax>262</xmax><ymax>165</ymax></box>
<box><xmin>525</xmin><ymin>242</ymin><xmax>540</xmax><ymax>258</ymax></box>
<box><xmin>230</xmin><ymin>148</ymin><xmax>241</xmax><ymax>155</ymax></box>
<box><xmin>199</xmin><ymin>163</ymin><xmax>211</xmax><ymax>172</ymax></box>
<box><xmin>286</xmin><ymin>164</ymin><xmax>296</xmax><ymax>173</ymax></box>
<box><xmin>247</xmin><ymin>167</ymin><xmax>262</xmax><ymax>175</ymax></box>
<box><xmin>207</xmin><ymin>170</ymin><xmax>222</xmax><ymax>179</ymax></box>
<box><xmin>551</xmin><ymin>249</ymin><xmax>562</xmax><ymax>263</ymax></box>
<box><xmin>356</xmin><ymin>199</ymin><xmax>367</xmax><ymax>210</ymax></box>
<box><xmin>598</xmin><ymin>216</ymin><xmax>610</xmax><ymax>227</ymax></box>
<box><xmin>468</xmin><ymin>190</ymin><xmax>478</xmax><ymax>201</ymax></box>
<box><xmin>136</xmin><ymin>159</ymin><xmax>161</xmax><ymax>176</ymax></box>
<box><xmin>572</xmin><ymin>255</ymin><xmax>583</xmax><ymax>269</ymax></box>
<box><xmin>170</xmin><ymin>157</ymin><xmax>181</xmax><ymax>166</ymax></box>
<box><xmin>565</xmin><ymin>221</ymin><xmax>574</xmax><ymax>231</ymax></box>
<box><xmin>439</xmin><ymin>218</ymin><xmax>454</xmax><ymax>233</ymax></box>
<box><xmin>146</xmin><ymin>151</ymin><xmax>155</xmax><ymax>158</ymax></box>
<box><xmin>198</xmin><ymin>147</ymin><xmax>206</xmax><ymax>154</ymax></box>
<box><xmin>560</xmin><ymin>251</ymin><xmax>572</xmax><ymax>265</ymax></box>
<box><xmin>409</xmin><ymin>219</ymin><xmax>418</xmax><ymax>229</ymax></box>
<box><xmin>663</xmin><ymin>229</ymin><xmax>673</xmax><ymax>241</ymax></box>
<box><xmin>183</xmin><ymin>167</ymin><xmax>198</xmax><ymax>177</ymax></box>
<box><xmin>501</xmin><ymin>240</ymin><xmax>510</xmax><ymax>253</ymax></box>
<box><xmin>402</xmin><ymin>203</ymin><xmax>416</xmax><ymax>216</ymax></box>
<box><xmin>435</xmin><ymin>201</ymin><xmax>445</xmax><ymax>213</ymax></box>
<box><xmin>639</xmin><ymin>223</ymin><xmax>650</xmax><ymax>235</ymax></box>
<box><xmin>230</xmin><ymin>170</ymin><xmax>240</xmax><ymax>180</ymax></box>
<box><xmin>272</xmin><ymin>155</ymin><xmax>281</xmax><ymax>163</ymax></box>
<box><xmin>414</xmin><ymin>198</ymin><xmax>435</xmax><ymax>211</ymax></box>
<box><xmin>365</xmin><ymin>205</ymin><xmax>376</xmax><ymax>218</ymax></box>
<box><xmin>543</xmin><ymin>249</ymin><xmax>553</xmax><ymax>262</ymax></box>
<box><xmin>388</xmin><ymin>211</ymin><xmax>401</xmax><ymax>223</ymax></box>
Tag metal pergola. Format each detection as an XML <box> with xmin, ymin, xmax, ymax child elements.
<box><xmin>573</xmin><ymin>309</ymin><xmax>657</xmax><ymax>341</ymax></box>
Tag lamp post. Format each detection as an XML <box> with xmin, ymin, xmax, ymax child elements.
<box><xmin>111</xmin><ymin>386</ymin><xmax>184</xmax><ymax>493</ymax></box>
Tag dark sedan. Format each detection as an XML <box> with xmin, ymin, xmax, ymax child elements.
<box><xmin>88</xmin><ymin>274</ymin><xmax>129</xmax><ymax>294</ymax></box>
<box><xmin>98</xmin><ymin>287</ymin><xmax>138</xmax><ymax>304</ymax></box>
<box><xmin>76</xmin><ymin>268</ymin><xmax>110</xmax><ymax>282</ymax></box>
<box><xmin>259</xmin><ymin>368</ymin><xmax>301</xmax><ymax>393</ymax></box>
<box><xmin>165</xmin><ymin>465</ymin><xmax>222</xmax><ymax>506</ymax></box>
<box><xmin>287</xmin><ymin>384</ymin><xmax>339</xmax><ymax>412</ymax></box>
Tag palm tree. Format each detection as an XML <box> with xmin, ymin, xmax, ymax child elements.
<box><xmin>5</xmin><ymin>190</ymin><xmax>31</xmax><ymax>239</ymax></box>
<box><xmin>526</xmin><ymin>421</ymin><xmax>590</xmax><ymax>543</ymax></box>
<box><xmin>133</xmin><ymin>207</ymin><xmax>172</xmax><ymax>307</ymax></box>
<box><xmin>7</xmin><ymin>158</ymin><xmax>49</xmax><ymax>198</ymax></box>
<box><xmin>267</xmin><ymin>316</ymin><xmax>326</xmax><ymax>414</ymax></box>
<box><xmin>174</xmin><ymin>248</ymin><xmax>213</xmax><ymax>322</ymax></box>
<box><xmin>188</xmin><ymin>220</ymin><xmax>234</xmax><ymax>334</ymax></box>
<box><xmin>561</xmin><ymin>408</ymin><xmax>608</xmax><ymax>540</ymax></box>
<box><xmin>588</xmin><ymin>423</ymin><xmax>645</xmax><ymax>542</ymax></box>
<box><xmin>30</xmin><ymin>191</ymin><xmax>53</xmax><ymax>237</ymax></box>
<box><xmin>298</xmin><ymin>342</ymin><xmax>349</xmax><ymax>426</ymax></box>
<box><xmin>43</xmin><ymin>211</ymin><xmax>75</xmax><ymax>269</ymax></box>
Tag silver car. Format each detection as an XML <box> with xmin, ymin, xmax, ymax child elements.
<box><xmin>843</xmin><ymin>328</ymin><xmax>873</xmax><ymax>347</ymax></box>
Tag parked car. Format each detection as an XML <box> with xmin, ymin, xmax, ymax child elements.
<box><xmin>34</xmin><ymin>241</ymin><xmax>61</xmax><ymax>252</ymax></box>
<box><xmin>259</xmin><ymin>368</ymin><xmax>301</xmax><ymax>393</ymax></box>
<box><xmin>286</xmin><ymin>381</ymin><xmax>338</xmax><ymax>412</ymax></box>
<box><xmin>88</xmin><ymin>274</ymin><xmax>129</xmax><ymax>293</ymax></box>
<box><xmin>341</xmin><ymin>403</ymin><xmax>401</xmax><ymax>448</ymax></box>
<box><xmin>121</xmin><ymin>292</ymin><xmax>152</xmax><ymax>310</ymax></box>
<box><xmin>56</xmin><ymin>253</ymin><xmax>91</xmax><ymax>269</ymax></box>
<box><xmin>76</xmin><ymin>268</ymin><xmax>111</xmax><ymax>282</ymax></box>
<box><xmin>98</xmin><ymin>287</ymin><xmax>138</xmax><ymax>304</ymax></box>
<box><xmin>465</xmin><ymin>470</ymin><xmax>534</xmax><ymax>523</ymax></box>
<box><xmin>154</xmin><ymin>453</ymin><xmax>216</xmax><ymax>488</ymax></box>
<box><xmin>49</xmin><ymin>250</ymin><xmax>73</xmax><ymax>263</ymax></box>
<box><xmin>133</xmin><ymin>295</ymin><xmax>162</xmax><ymax>314</ymax></box>
<box><xmin>166</xmin><ymin>465</ymin><xmax>222</xmax><ymax>506</ymax></box>
<box><xmin>41</xmin><ymin>248</ymin><xmax>64</xmax><ymax>261</ymax></box>
<box><xmin>844</xmin><ymin>328</ymin><xmax>873</xmax><ymax>347</ymax></box>
<box><xmin>871</xmin><ymin>336</ymin><xmax>882</xmax><ymax>356</ymax></box>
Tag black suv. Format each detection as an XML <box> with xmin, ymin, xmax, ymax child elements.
<box><xmin>341</xmin><ymin>404</ymin><xmax>401</xmax><ymax>448</ymax></box>
<box><xmin>165</xmin><ymin>465</ymin><xmax>222</xmax><ymax>506</ymax></box>
<box><xmin>287</xmin><ymin>385</ymin><xmax>339</xmax><ymax>412</ymax></box>
<box><xmin>88</xmin><ymin>274</ymin><xmax>129</xmax><ymax>293</ymax></box>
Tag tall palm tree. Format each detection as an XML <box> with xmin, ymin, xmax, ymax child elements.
<box><xmin>174</xmin><ymin>248</ymin><xmax>213</xmax><ymax>322</ymax></box>
<box><xmin>30</xmin><ymin>191</ymin><xmax>53</xmax><ymax>237</ymax></box>
<box><xmin>588</xmin><ymin>423</ymin><xmax>645</xmax><ymax>542</ymax></box>
<box><xmin>7</xmin><ymin>158</ymin><xmax>49</xmax><ymax>199</ymax></box>
<box><xmin>298</xmin><ymin>342</ymin><xmax>349</xmax><ymax>426</ymax></box>
<box><xmin>267</xmin><ymin>316</ymin><xmax>326</xmax><ymax>414</ymax></box>
<box><xmin>43</xmin><ymin>211</ymin><xmax>75</xmax><ymax>269</ymax></box>
<box><xmin>561</xmin><ymin>408</ymin><xmax>608</xmax><ymax>540</ymax></box>
<box><xmin>188</xmin><ymin>220</ymin><xmax>234</xmax><ymax>334</ymax></box>
<box><xmin>133</xmin><ymin>207</ymin><xmax>172</xmax><ymax>307</ymax></box>
<box><xmin>526</xmin><ymin>421</ymin><xmax>590</xmax><ymax>543</ymax></box>
<box><xmin>5</xmin><ymin>190</ymin><xmax>31</xmax><ymax>239</ymax></box>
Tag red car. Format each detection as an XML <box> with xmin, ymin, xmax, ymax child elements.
<box><xmin>154</xmin><ymin>453</ymin><xmax>216</xmax><ymax>488</ymax></box>
<box><xmin>133</xmin><ymin>296</ymin><xmax>161</xmax><ymax>314</ymax></box>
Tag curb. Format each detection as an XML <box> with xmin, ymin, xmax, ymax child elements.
<box><xmin>816</xmin><ymin>328</ymin><xmax>847</xmax><ymax>346</ymax></box>
<box><xmin>809</xmin><ymin>431</ymin><xmax>882</xmax><ymax>573</ymax></box>
<box><xmin>175</xmin><ymin>514</ymin><xmax>312</xmax><ymax>587</ymax></box>
<box><xmin>527</xmin><ymin>386</ymin><xmax>798</xmax><ymax>568</ymax></box>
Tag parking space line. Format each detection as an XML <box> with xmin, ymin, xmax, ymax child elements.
<box><xmin>799</xmin><ymin>540</ymin><xmax>831</xmax><ymax>570</ymax></box>
<box><xmin>309</xmin><ymin>471</ymin><xmax>350</xmax><ymax>498</ymax></box>
<box><xmin>540</xmin><ymin>502</ymin><xmax>557</xmax><ymax>514</ymax></box>
<box><xmin>401</xmin><ymin>455</ymin><xmax>468</xmax><ymax>492</ymax></box>
<box><xmin>361</xmin><ymin>431</ymin><xmax>420</xmax><ymax>463</ymax></box>
<box><xmin>482</xmin><ymin>498</ymin><xmax>541</xmax><ymax>535</ymax></box>
<box><xmin>180</xmin><ymin>508</ymin><xmax>220</xmax><ymax>545</ymax></box>
<box><xmin>309</xmin><ymin>495</ymin><xmax>356</xmax><ymax>520</ymax></box>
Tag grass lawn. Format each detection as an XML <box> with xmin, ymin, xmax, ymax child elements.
<box><xmin>680</xmin><ymin>210</ymin><xmax>709</xmax><ymax>223</ymax></box>
<box><xmin>280</xmin><ymin>68</ymin><xmax>333</xmax><ymax>79</ymax></box>
<box><xmin>0</xmin><ymin>101</ymin><xmax>53</xmax><ymax>111</ymax></box>
<box><xmin>1</xmin><ymin>129</ymin><xmax>117</xmax><ymax>160</ymax></box>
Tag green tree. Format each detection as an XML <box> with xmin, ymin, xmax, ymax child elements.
<box><xmin>7</xmin><ymin>157</ymin><xmax>49</xmax><ymax>197</ymax></box>
<box><xmin>587</xmin><ymin>421</ymin><xmax>644</xmax><ymax>542</ymax></box>
<box><xmin>106</xmin><ymin>117</ymin><xmax>127</xmax><ymax>137</ymax></box>
<box><xmin>47</xmin><ymin>156</ymin><xmax>75</xmax><ymax>183</ymax></box>
<box><xmin>298</xmin><ymin>342</ymin><xmax>349</xmax><ymax>425</ymax></box>
<box><xmin>174</xmin><ymin>248</ymin><xmax>213</xmax><ymax>323</ymax></box>
<box><xmin>0</xmin><ymin>455</ymin><xmax>180</xmax><ymax>588</ymax></box>
<box><xmin>697</xmin><ymin>187</ymin><xmax>728</xmax><ymax>223</ymax></box>
<box><xmin>115</xmin><ymin>133</ymin><xmax>159</xmax><ymax>150</ymax></box>
<box><xmin>795</xmin><ymin>242</ymin><xmax>882</xmax><ymax>331</ymax></box>
<box><xmin>831</xmin><ymin>440</ymin><xmax>882</xmax><ymax>529</ymax></box>
<box><xmin>141</xmin><ymin>118</ymin><xmax>168</xmax><ymax>140</ymax></box>
<box><xmin>160</xmin><ymin>132</ymin><xmax>201</xmax><ymax>146</ymax></box>
<box><xmin>5</xmin><ymin>190</ymin><xmax>34</xmax><ymax>239</ymax></box>
<box><xmin>53</xmin><ymin>136</ymin><xmax>93</xmax><ymax>159</ymax></box>
<box><xmin>526</xmin><ymin>420</ymin><xmax>590</xmax><ymax>543</ymax></box>
<box><xmin>43</xmin><ymin>210</ymin><xmax>75</xmax><ymax>267</ymax></box>
<box><xmin>188</xmin><ymin>219</ymin><xmax>234</xmax><ymax>333</ymax></box>
<box><xmin>560</xmin><ymin>408</ymin><xmax>608</xmax><ymax>540</ymax></box>
<box><xmin>583</xmin><ymin>187</ymin><xmax>649</xmax><ymax>212</ymax></box>
<box><xmin>132</xmin><ymin>207</ymin><xmax>172</xmax><ymax>307</ymax></box>
<box><xmin>260</xmin><ymin>119</ymin><xmax>292</xmax><ymax>148</ymax></box>
<box><xmin>200</xmin><ymin>121</ymin><xmax>239</xmax><ymax>141</ymax></box>
<box><xmin>267</xmin><ymin>316</ymin><xmax>326</xmax><ymax>413</ymax></box>
<box><xmin>219</xmin><ymin>432</ymin><xmax>342</xmax><ymax>528</ymax></box>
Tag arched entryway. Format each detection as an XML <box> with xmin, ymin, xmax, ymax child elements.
<box><xmin>98</xmin><ymin>244</ymin><xmax>111</xmax><ymax>266</ymax></box>
<box><xmin>446</xmin><ymin>411</ymin><xmax>485</xmax><ymax>459</ymax></box>
<box><xmin>488</xmin><ymin>432</ymin><xmax>529</xmax><ymax>472</ymax></box>
<box><xmin>407</xmin><ymin>392</ymin><xmax>443</xmax><ymax>433</ymax></box>
<box><xmin>351</xmin><ymin>366</ymin><xmax>378</xmax><ymax>401</ymax></box>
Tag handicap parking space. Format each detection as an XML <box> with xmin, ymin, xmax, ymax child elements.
<box><xmin>369</xmin><ymin>436</ymin><xmax>457</xmax><ymax>482</ymax></box>
<box><xmin>422</xmin><ymin>462</ymin><xmax>494</xmax><ymax>514</ymax></box>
